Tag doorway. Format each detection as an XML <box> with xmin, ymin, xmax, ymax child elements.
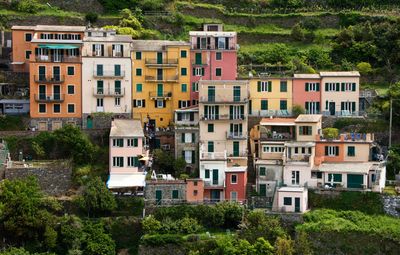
<box><xmin>329</xmin><ymin>102</ymin><xmax>335</xmax><ymax>115</ymax></box>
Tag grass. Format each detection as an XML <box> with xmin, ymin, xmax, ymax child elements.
<box><xmin>239</xmin><ymin>42</ymin><xmax>332</xmax><ymax>53</ymax></box>
<box><xmin>361</xmin><ymin>83</ymin><xmax>389</xmax><ymax>96</ymax></box>
<box><xmin>225</xmin><ymin>23</ymin><xmax>291</xmax><ymax>35</ymax></box>
<box><xmin>383</xmin><ymin>186</ymin><xmax>398</xmax><ymax>196</ymax></box>
<box><xmin>0</xmin><ymin>115</ymin><xmax>27</xmax><ymax>131</ymax></box>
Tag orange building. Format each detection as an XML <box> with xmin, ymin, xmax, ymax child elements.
<box><xmin>11</xmin><ymin>26</ymin><xmax>35</xmax><ymax>73</ymax></box>
<box><xmin>12</xmin><ymin>25</ymin><xmax>85</xmax><ymax>130</ymax></box>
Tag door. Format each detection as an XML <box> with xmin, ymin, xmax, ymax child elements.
<box><xmin>329</xmin><ymin>102</ymin><xmax>335</xmax><ymax>115</ymax></box>
<box><xmin>53</xmin><ymin>49</ymin><xmax>61</xmax><ymax>62</ymax></box>
<box><xmin>39</xmin><ymin>85</ymin><xmax>46</xmax><ymax>100</ymax></box>
<box><xmin>114</xmin><ymin>64</ymin><xmax>121</xmax><ymax>76</ymax></box>
<box><xmin>157</xmin><ymin>52</ymin><xmax>163</xmax><ymax>64</ymax></box>
<box><xmin>212</xmin><ymin>169</ymin><xmax>218</xmax><ymax>185</ymax></box>
<box><xmin>211</xmin><ymin>190</ymin><xmax>220</xmax><ymax>202</ymax></box>
<box><xmin>347</xmin><ymin>174</ymin><xmax>364</xmax><ymax>189</ymax></box>
<box><xmin>208</xmin><ymin>86</ymin><xmax>215</xmax><ymax>101</ymax></box>
<box><xmin>87</xmin><ymin>116</ymin><xmax>93</xmax><ymax>129</ymax></box>
<box><xmin>233</xmin><ymin>141</ymin><xmax>240</xmax><ymax>156</ymax></box>
<box><xmin>53</xmin><ymin>66</ymin><xmax>60</xmax><ymax>81</ymax></box>
<box><xmin>295</xmin><ymin>197</ymin><xmax>300</xmax><ymax>212</ymax></box>
<box><xmin>157</xmin><ymin>84</ymin><xmax>163</xmax><ymax>97</ymax></box>
<box><xmin>53</xmin><ymin>85</ymin><xmax>60</xmax><ymax>100</ymax></box>
<box><xmin>97</xmin><ymin>64</ymin><xmax>103</xmax><ymax>76</ymax></box>
<box><xmin>195</xmin><ymin>53</ymin><xmax>202</xmax><ymax>65</ymax></box>
<box><xmin>97</xmin><ymin>81</ymin><xmax>104</xmax><ymax>94</ymax></box>
<box><xmin>96</xmin><ymin>98</ymin><xmax>104</xmax><ymax>112</ymax></box>
<box><xmin>39</xmin><ymin>66</ymin><xmax>46</xmax><ymax>81</ymax></box>
<box><xmin>155</xmin><ymin>190</ymin><xmax>162</xmax><ymax>204</ymax></box>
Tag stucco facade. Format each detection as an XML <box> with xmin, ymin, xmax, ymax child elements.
<box><xmin>276</xmin><ymin>187</ymin><xmax>308</xmax><ymax>213</ymax></box>
<box><xmin>292</xmin><ymin>74</ymin><xmax>321</xmax><ymax>114</ymax></box>
<box><xmin>11</xmin><ymin>26</ymin><xmax>35</xmax><ymax>73</ymax></box>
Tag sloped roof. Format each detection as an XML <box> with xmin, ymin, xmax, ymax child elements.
<box><xmin>110</xmin><ymin>119</ymin><xmax>144</xmax><ymax>137</ymax></box>
<box><xmin>293</xmin><ymin>73</ymin><xmax>320</xmax><ymax>79</ymax></box>
<box><xmin>131</xmin><ymin>40</ymin><xmax>190</xmax><ymax>51</ymax></box>
<box><xmin>295</xmin><ymin>114</ymin><xmax>322</xmax><ymax>123</ymax></box>
<box><xmin>320</xmin><ymin>71</ymin><xmax>360</xmax><ymax>77</ymax></box>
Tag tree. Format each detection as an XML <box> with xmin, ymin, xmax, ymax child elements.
<box><xmin>291</xmin><ymin>23</ymin><xmax>305</xmax><ymax>41</ymax></box>
<box><xmin>0</xmin><ymin>177</ymin><xmax>60</xmax><ymax>247</ymax></box>
<box><xmin>292</xmin><ymin>105</ymin><xmax>305</xmax><ymax>117</ymax></box>
<box><xmin>83</xmin><ymin>222</ymin><xmax>116</xmax><ymax>255</ymax></box>
<box><xmin>306</xmin><ymin>47</ymin><xmax>332</xmax><ymax>69</ymax></box>
<box><xmin>275</xmin><ymin>237</ymin><xmax>295</xmax><ymax>255</ymax></box>
<box><xmin>322</xmin><ymin>128</ymin><xmax>339</xmax><ymax>139</ymax></box>
<box><xmin>75</xmin><ymin>177</ymin><xmax>117</xmax><ymax>217</ymax></box>
<box><xmin>294</xmin><ymin>231</ymin><xmax>313</xmax><ymax>255</ymax></box>
<box><xmin>253</xmin><ymin>237</ymin><xmax>274</xmax><ymax>255</ymax></box>
<box><xmin>173</xmin><ymin>157</ymin><xmax>187</xmax><ymax>177</ymax></box>
<box><xmin>356</xmin><ymin>62</ymin><xmax>372</xmax><ymax>75</ymax></box>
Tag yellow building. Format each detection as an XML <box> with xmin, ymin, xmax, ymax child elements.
<box><xmin>248</xmin><ymin>77</ymin><xmax>293</xmax><ymax>117</ymax></box>
<box><xmin>131</xmin><ymin>40</ymin><xmax>191</xmax><ymax>128</ymax></box>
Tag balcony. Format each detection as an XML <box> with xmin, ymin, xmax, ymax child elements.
<box><xmin>34</xmin><ymin>75</ymin><xmax>65</xmax><ymax>83</ymax></box>
<box><xmin>199</xmin><ymin>95</ymin><xmax>248</xmax><ymax>104</ymax></box>
<box><xmin>226</xmin><ymin>132</ymin><xmax>247</xmax><ymax>140</ymax></box>
<box><xmin>93</xmin><ymin>70</ymin><xmax>125</xmax><ymax>78</ymax></box>
<box><xmin>200</xmin><ymin>151</ymin><xmax>227</xmax><ymax>160</ymax></box>
<box><xmin>249</xmin><ymin>110</ymin><xmax>292</xmax><ymax>117</ymax></box>
<box><xmin>149</xmin><ymin>91</ymin><xmax>172</xmax><ymax>100</ymax></box>
<box><xmin>192</xmin><ymin>60</ymin><xmax>208</xmax><ymax>66</ymax></box>
<box><xmin>200</xmin><ymin>114</ymin><xmax>246</xmax><ymax>121</ymax></box>
<box><xmin>35</xmin><ymin>55</ymin><xmax>81</xmax><ymax>63</ymax></box>
<box><xmin>285</xmin><ymin>155</ymin><xmax>311</xmax><ymax>164</ymax></box>
<box><xmin>203</xmin><ymin>180</ymin><xmax>224</xmax><ymax>188</ymax></box>
<box><xmin>145</xmin><ymin>75</ymin><xmax>179</xmax><ymax>82</ymax></box>
<box><xmin>260</xmin><ymin>132</ymin><xmax>293</xmax><ymax>141</ymax></box>
<box><xmin>228</xmin><ymin>151</ymin><xmax>248</xmax><ymax>158</ymax></box>
<box><xmin>93</xmin><ymin>88</ymin><xmax>125</xmax><ymax>97</ymax></box>
<box><xmin>145</xmin><ymin>58</ymin><xmax>178</xmax><ymax>67</ymax></box>
<box><xmin>34</xmin><ymin>93</ymin><xmax>65</xmax><ymax>102</ymax></box>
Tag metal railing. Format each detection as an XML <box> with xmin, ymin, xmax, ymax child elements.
<box><xmin>145</xmin><ymin>58</ymin><xmax>178</xmax><ymax>65</ymax></box>
<box><xmin>200</xmin><ymin>151</ymin><xmax>227</xmax><ymax>160</ymax></box>
<box><xmin>34</xmin><ymin>93</ymin><xmax>65</xmax><ymax>102</ymax></box>
<box><xmin>249</xmin><ymin>110</ymin><xmax>292</xmax><ymax>117</ymax></box>
<box><xmin>35</xmin><ymin>55</ymin><xmax>81</xmax><ymax>63</ymax></box>
<box><xmin>191</xmin><ymin>44</ymin><xmax>236</xmax><ymax>51</ymax></box>
<box><xmin>200</xmin><ymin>114</ymin><xmax>246</xmax><ymax>121</ymax></box>
<box><xmin>149</xmin><ymin>91</ymin><xmax>172</xmax><ymax>99</ymax></box>
<box><xmin>260</xmin><ymin>132</ymin><xmax>293</xmax><ymax>140</ymax></box>
<box><xmin>34</xmin><ymin>75</ymin><xmax>65</xmax><ymax>83</ymax></box>
<box><xmin>227</xmin><ymin>151</ymin><xmax>248</xmax><ymax>157</ymax></box>
<box><xmin>199</xmin><ymin>95</ymin><xmax>248</xmax><ymax>103</ymax></box>
<box><xmin>322</xmin><ymin>110</ymin><xmax>360</xmax><ymax>117</ymax></box>
<box><xmin>145</xmin><ymin>75</ymin><xmax>178</xmax><ymax>82</ymax></box>
<box><xmin>93</xmin><ymin>70</ymin><xmax>125</xmax><ymax>78</ymax></box>
<box><xmin>93</xmin><ymin>88</ymin><xmax>125</xmax><ymax>97</ymax></box>
<box><xmin>226</xmin><ymin>131</ymin><xmax>247</xmax><ymax>140</ymax></box>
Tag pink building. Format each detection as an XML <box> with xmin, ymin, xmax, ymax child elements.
<box><xmin>189</xmin><ymin>24</ymin><xmax>237</xmax><ymax>106</ymax></box>
<box><xmin>107</xmin><ymin>119</ymin><xmax>148</xmax><ymax>189</ymax></box>
<box><xmin>292</xmin><ymin>74</ymin><xmax>321</xmax><ymax>114</ymax></box>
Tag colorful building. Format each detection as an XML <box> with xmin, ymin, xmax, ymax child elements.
<box><xmin>248</xmin><ymin>77</ymin><xmax>293</xmax><ymax>117</ymax></box>
<box><xmin>131</xmin><ymin>40</ymin><xmax>191</xmax><ymax>128</ymax></box>
<box><xmin>12</xmin><ymin>25</ymin><xmax>85</xmax><ymax>130</ymax></box>
<box><xmin>11</xmin><ymin>26</ymin><xmax>35</xmax><ymax>73</ymax></box>
<box><xmin>198</xmin><ymin>80</ymin><xmax>248</xmax><ymax>202</ymax></box>
<box><xmin>189</xmin><ymin>24</ymin><xmax>237</xmax><ymax>106</ymax></box>
<box><xmin>292</xmin><ymin>73</ymin><xmax>321</xmax><ymax>114</ymax></box>
<box><xmin>81</xmin><ymin>28</ymin><xmax>132</xmax><ymax>128</ymax></box>
<box><xmin>107</xmin><ymin>119</ymin><xmax>148</xmax><ymax>190</ymax></box>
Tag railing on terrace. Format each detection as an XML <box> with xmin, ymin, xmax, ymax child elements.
<box><xmin>35</xmin><ymin>55</ymin><xmax>81</xmax><ymax>63</ymax></box>
<box><xmin>145</xmin><ymin>58</ymin><xmax>178</xmax><ymax>65</ymax></box>
<box><xmin>226</xmin><ymin>131</ymin><xmax>247</xmax><ymax>140</ymax></box>
<box><xmin>227</xmin><ymin>151</ymin><xmax>248</xmax><ymax>157</ymax></box>
<box><xmin>34</xmin><ymin>75</ymin><xmax>65</xmax><ymax>83</ymax></box>
<box><xmin>145</xmin><ymin>75</ymin><xmax>178</xmax><ymax>82</ymax></box>
<box><xmin>144</xmin><ymin>198</ymin><xmax>247</xmax><ymax>207</ymax></box>
<box><xmin>249</xmin><ymin>110</ymin><xmax>292</xmax><ymax>117</ymax></box>
<box><xmin>322</xmin><ymin>110</ymin><xmax>360</xmax><ymax>117</ymax></box>
<box><xmin>200</xmin><ymin>151</ymin><xmax>227</xmax><ymax>160</ymax></box>
<box><xmin>93</xmin><ymin>70</ymin><xmax>125</xmax><ymax>78</ymax></box>
<box><xmin>34</xmin><ymin>93</ymin><xmax>65</xmax><ymax>102</ymax></box>
<box><xmin>260</xmin><ymin>132</ymin><xmax>293</xmax><ymax>140</ymax></box>
<box><xmin>149</xmin><ymin>91</ymin><xmax>172</xmax><ymax>99</ymax></box>
<box><xmin>199</xmin><ymin>95</ymin><xmax>248</xmax><ymax>103</ymax></box>
<box><xmin>200</xmin><ymin>114</ymin><xmax>246</xmax><ymax>121</ymax></box>
<box><xmin>285</xmin><ymin>155</ymin><xmax>311</xmax><ymax>163</ymax></box>
<box><xmin>93</xmin><ymin>88</ymin><xmax>125</xmax><ymax>97</ymax></box>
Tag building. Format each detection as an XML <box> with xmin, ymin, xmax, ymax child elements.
<box><xmin>107</xmin><ymin>119</ymin><xmax>148</xmax><ymax>190</ymax></box>
<box><xmin>320</xmin><ymin>71</ymin><xmax>360</xmax><ymax>116</ymax></box>
<box><xmin>131</xmin><ymin>40</ymin><xmax>191</xmax><ymax>128</ymax></box>
<box><xmin>189</xmin><ymin>24</ymin><xmax>237</xmax><ymax>106</ymax></box>
<box><xmin>174</xmin><ymin>106</ymin><xmax>199</xmax><ymax>175</ymax></box>
<box><xmin>248</xmin><ymin>76</ymin><xmax>293</xmax><ymax>117</ymax></box>
<box><xmin>198</xmin><ymin>80</ymin><xmax>248</xmax><ymax>202</ymax></box>
<box><xmin>0</xmin><ymin>99</ymin><xmax>29</xmax><ymax>115</ymax></box>
<box><xmin>12</xmin><ymin>25</ymin><xmax>86</xmax><ymax>130</ymax></box>
<box><xmin>81</xmin><ymin>28</ymin><xmax>132</xmax><ymax>128</ymax></box>
<box><xmin>292</xmin><ymin>73</ymin><xmax>321</xmax><ymax>114</ymax></box>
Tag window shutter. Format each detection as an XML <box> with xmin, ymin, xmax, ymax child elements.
<box><xmin>154</xmin><ymin>100</ymin><xmax>158</xmax><ymax>108</ymax></box>
<box><xmin>181</xmin><ymin>133</ymin><xmax>185</xmax><ymax>143</ymax></box>
<box><xmin>316</xmin><ymin>83</ymin><xmax>320</xmax><ymax>91</ymax></box>
<box><xmin>192</xmin><ymin>68</ymin><xmax>195</xmax><ymax>75</ymax></box>
<box><xmin>299</xmin><ymin>126</ymin><xmax>303</xmax><ymax>135</ymax></box>
<box><xmin>120</xmin><ymin>45</ymin><xmax>124</xmax><ymax>56</ymax></box>
<box><xmin>325</xmin><ymin>83</ymin><xmax>328</xmax><ymax>91</ymax></box>
<box><xmin>341</xmin><ymin>102</ymin><xmax>344</xmax><ymax>111</ymax></box>
<box><xmin>192</xmin><ymin>133</ymin><xmax>195</xmax><ymax>143</ymax></box>
<box><xmin>92</xmin><ymin>44</ymin><xmax>95</xmax><ymax>53</ymax></box>
<box><xmin>240</xmin><ymin>106</ymin><xmax>244</xmax><ymax>118</ymax></box>
<box><xmin>335</xmin><ymin>146</ymin><xmax>339</xmax><ymax>156</ymax></box>
<box><xmin>305</xmin><ymin>82</ymin><xmax>309</xmax><ymax>91</ymax></box>
<box><xmin>257</xmin><ymin>81</ymin><xmax>261</xmax><ymax>92</ymax></box>
<box><xmin>325</xmin><ymin>100</ymin><xmax>328</xmax><ymax>110</ymax></box>
<box><xmin>196</xmin><ymin>37</ymin><xmax>200</xmax><ymax>48</ymax></box>
<box><xmin>239</xmin><ymin>124</ymin><xmax>243</xmax><ymax>133</ymax></box>
<box><xmin>134</xmin><ymin>138</ymin><xmax>138</xmax><ymax>147</ymax></box>
<box><xmin>316</xmin><ymin>102</ymin><xmax>320</xmax><ymax>112</ymax></box>
<box><xmin>190</xmin><ymin>112</ymin><xmax>194</xmax><ymax>121</ymax></box>
<box><xmin>163</xmin><ymin>100</ymin><xmax>166</xmax><ymax>108</ymax></box>
<box><xmin>268</xmin><ymin>81</ymin><xmax>272</xmax><ymax>92</ymax></box>
<box><xmin>192</xmin><ymin>150</ymin><xmax>195</xmax><ymax>164</ymax></box>
<box><xmin>201</xmin><ymin>68</ymin><xmax>205</xmax><ymax>76</ymax></box>
<box><xmin>133</xmin><ymin>100</ymin><xmax>137</xmax><ymax>107</ymax></box>
<box><xmin>101</xmin><ymin>44</ymin><xmax>104</xmax><ymax>56</ymax></box>
<box><xmin>336</xmin><ymin>83</ymin><xmax>340</xmax><ymax>91</ymax></box>
<box><xmin>325</xmin><ymin>146</ymin><xmax>328</xmax><ymax>156</ymax></box>
<box><xmin>230</xmin><ymin>123</ymin><xmax>233</xmax><ymax>132</ymax></box>
<box><xmin>178</xmin><ymin>100</ymin><xmax>182</xmax><ymax>108</ymax></box>
<box><xmin>352</xmin><ymin>83</ymin><xmax>356</xmax><ymax>91</ymax></box>
<box><xmin>142</xmin><ymin>100</ymin><xmax>145</xmax><ymax>107</ymax></box>
<box><xmin>229</xmin><ymin>106</ymin><xmax>233</xmax><ymax>119</ymax></box>
<box><xmin>215</xmin><ymin>37</ymin><xmax>218</xmax><ymax>49</ymax></box>
<box><xmin>341</xmin><ymin>83</ymin><xmax>345</xmax><ymax>91</ymax></box>
<box><xmin>352</xmin><ymin>102</ymin><xmax>356</xmax><ymax>112</ymax></box>
<box><xmin>215</xmin><ymin>106</ymin><xmax>219</xmax><ymax>119</ymax></box>
<box><xmin>182</xmin><ymin>151</ymin><xmax>185</xmax><ymax>159</ymax></box>
<box><xmin>305</xmin><ymin>102</ymin><xmax>309</xmax><ymax>112</ymax></box>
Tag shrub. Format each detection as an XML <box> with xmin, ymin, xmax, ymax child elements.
<box><xmin>216</xmin><ymin>201</ymin><xmax>244</xmax><ymax>229</ymax></box>
<box><xmin>292</xmin><ymin>104</ymin><xmax>305</xmax><ymax>117</ymax></box>
<box><xmin>141</xmin><ymin>234</ymin><xmax>184</xmax><ymax>246</ymax></box>
<box><xmin>85</xmin><ymin>12</ymin><xmax>99</xmax><ymax>24</ymax></box>
<box><xmin>356</xmin><ymin>62</ymin><xmax>372</xmax><ymax>75</ymax></box>
<box><xmin>142</xmin><ymin>215</ymin><xmax>162</xmax><ymax>234</ymax></box>
<box><xmin>14</xmin><ymin>0</ymin><xmax>43</xmax><ymax>13</ymax></box>
<box><xmin>177</xmin><ymin>217</ymin><xmax>203</xmax><ymax>234</ymax></box>
<box><xmin>322</xmin><ymin>128</ymin><xmax>339</xmax><ymax>139</ymax></box>
<box><xmin>291</xmin><ymin>23</ymin><xmax>305</xmax><ymax>41</ymax></box>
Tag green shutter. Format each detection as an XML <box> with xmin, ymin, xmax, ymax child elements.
<box><xmin>352</xmin><ymin>102</ymin><xmax>356</xmax><ymax>112</ymax></box>
<box><xmin>134</xmin><ymin>138</ymin><xmax>138</xmax><ymax>147</ymax></box>
<box><xmin>341</xmin><ymin>82</ymin><xmax>345</xmax><ymax>91</ymax></box>
<box><xmin>261</xmin><ymin>100</ymin><xmax>268</xmax><ymax>110</ymax></box>
<box><xmin>208</xmin><ymin>124</ymin><xmax>214</xmax><ymax>132</ymax></box>
<box><xmin>257</xmin><ymin>81</ymin><xmax>261</xmax><ymax>92</ymax></box>
<box><xmin>172</xmin><ymin>190</ymin><xmax>179</xmax><ymax>199</ymax></box>
<box><xmin>205</xmin><ymin>169</ymin><xmax>210</xmax><ymax>178</ymax></box>
<box><xmin>325</xmin><ymin>146</ymin><xmax>329</xmax><ymax>156</ymax></box>
<box><xmin>208</xmin><ymin>142</ymin><xmax>214</xmax><ymax>152</ymax></box>
<box><xmin>352</xmin><ymin>83</ymin><xmax>356</xmax><ymax>91</ymax></box>
<box><xmin>192</xmin><ymin>150</ymin><xmax>195</xmax><ymax>164</ymax></box>
<box><xmin>325</xmin><ymin>83</ymin><xmax>329</xmax><ymax>91</ymax></box>
<box><xmin>259</xmin><ymin>167</ymin><xmax>266</xmax><ymax>176</ymax></box>
<box><xmin>268</xmin><ymin>81</ymin><xmax>272</xmax><ymax>92</ymax></box>
<box><xmin>316</xmin><ymin>83</ymin><xmax>320</xmax><ymax>91</ymax></box>
<box><xmin>335</xmin><ymin>146</ymin><xmax>339</xmax><ymax>156</ymax></box>
<box><xmin>305</xmin><ymin>82</ymin><xmax>309</xmax><ymax>91</ymax></box>
<box><xmin>259</xmin><ymin>184</ymin><xmax>266</xmax><ymax>196</ymax></box>
<box><xmin>134</xmin><ymin>157</ymin><xmax>139</xmax><ymax>167</ymax></box>
<box><xmin>181</xmin><ymin>84</ymin><xmax>187</xmax><ymax>92</ymax></box>
<box><xmin>181</xmin><ymin>133</ymin><xmax>185</xmax><ymax>143</ymax></box>
<box><xmin>336</xmin><ymin>83</ymin><xmax>340</xmax><ymax>91</ymax></box>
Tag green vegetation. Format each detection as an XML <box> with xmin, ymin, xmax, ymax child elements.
<box><xmin>322</xmin><ymin>128</ymin><xmax>339</xmax><ymax>139</ymax></box>
<box><xmin>309</xmin><ymin>191</ymin><xmax>384</xmax><ymax>215</ymax></box>
<box><xmin>152</xmin><ymin>149</ymin><xmax>189</xmax><ymax>177</ymax></box>
<box><xmin>0</xmin><ymin>115</ymin><xmax>26</xmax><ymax>131</ymax></box>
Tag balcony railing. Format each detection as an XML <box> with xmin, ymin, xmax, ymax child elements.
<box><xmin>285</xmin><ymin>155</ymin><xmax>311</xmax><ymax>163</ymax></box>
<box><xmin>204</xmin><ymin>180</ymin><xmax>224</xmax><ymax>187</ymax></box>
<box><xmin>93</xmin><ymin>88</ymin><xmax>125</xmax><ymax>97</ymax></box>
<box><xmin>199</xmin><ymin>95</ymin><xmax>248</xmax><ymax>104</ymax></box>
<box><xmin>93</xmin><ymin>70</ymin><xmax>125</xmax><ymax>78</ymax></box>
<box><xmin>34</xmin><ymin>75</ymin><xmax>65</xmax><ymax>83</ymax></box>
<box><xmin>322</xmin><ymin>110</ymin><xmax>360</xmax><ymax>117</ymax></box>
<box><xmin>249</xmin><ymin>110</ymin><xmax>292</xmax><ymax>117</ymax></box>
<box><xmin>228</xmin><ymin>151</ymin><xmax>248</xmax><ymax>158</ymax></box>
<box><xmin>226</xmin><ymin>131</ymin><xmax>247</xmax><ymax>140</ymax></box>
<box><xmin>200</xmin><ymin>114</ymin><xmax>246</xmax><ymax>121</ymax></box>
<box><xmin>145</xmin><ymin>58</ymin><xmax>178</xmax><ymax>66</ymax></box>
<box><xmin>192</xmin><ymin>60</ymin><xmax>208</xmax><ymax>66</ymax></box>
<box><xmin>191</xmin><ymin>44</ymin><xmax>237</xmax><ymax>51</ymax></box>
<box><xmin>200</xmin><ymin>151</ymin><xmax>227</xmax><ymax>160</ymax></box>
<box><xmin>145</xmin><ymin>75</ymin><xmax>179</xmax><ymax>82</ymax></box>
<box><xmin>35</xmin><ymin>55</ymin><xmax>81</xmax><ymax>63</ymax></box>
<box><xmin>34</xmin><ymin>93</ymin><xmax>65</xmax><ymax>102</ymax></box>
<box><xmin>149</xmin><ymin>91</ymin><xmax>172</xmax><ymax>100</ymax></box>
<box><xmin>260</xmin><ymin>132</ymin><xmax>293</xmax><ymax>141</ymax></box>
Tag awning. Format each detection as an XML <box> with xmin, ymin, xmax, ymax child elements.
<box><xmin>38</xmin><ymin>44</ymin><xmax>79</xmax><ymax>49</ymax></box>
<box><xmin>139</xmin><ymin>156</ymin><xmax>149</xmax><ymax>161</ymax></box>
<box><xmin>11</xmin><ymin>62</ymin><xmax>24</xmax><ymax>65</ymax></box>
<box><xmin>107</xmin><ymin>173</ymin><xmax>146</xmax><ymax>189</ymax></box>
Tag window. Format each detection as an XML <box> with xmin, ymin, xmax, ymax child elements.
<box><xmin>262</xmin><ymin>146</ymin><xmax>284</xmax><ymax>153</ymax></box>
<box><xmin>340</xmin><ymin>82</ymin><xmax>356</xmax><ymax>92</ymax></box>
<box><xmin>181</xmin><ymin>68</ymin><xmax>187</xmax><ymax>76</ymax></box>
<box><xmin>133</xmin><ymin>99</ymin><xmax>145</xmax><ymax>108</ymax></box>
<box><xmin>291</xmin><ymin>171</ymin><xmax>300</xmax><ymax>185</ymax></box>
<box><xmin>305</xmin><ymin>82</ymin><xmax>320</xmax><ymax>92</ymax></box>
<box><xmin>181</xmin><ymin>133</ymin><xmax>194</xmax><ymax>143</ymax></box>
<box><xmin>192</xmin><ymin>82</ymin><xmax>198</xmax><ymax>92</ymax></box>
<box><xmin>96</xmin><ymin>64</ymin><xmax>103</xmax><ymax>76</ymax></box>
<box><xmin>136</xmin><ymin>68</ymin><xmax>142</xmax><ymax>76</ymax></box>
<box><xmin>311</xmin><ymin>171</ymin><xmax>323</xmax><ymax>179</ymax></box>
<box><xmin>261</xmin><ymin>100</ymin><xmax>268</xmax><ymax>110</ymax></box>
<box><xmin>25</xmin><ymin>50</ymin><xmax>31</xmax><ymax>60</ymax></box>
<box><xmin>193</xmin><ymin>67</ymin><xmax>204</xmax><ymax>76</ymax></box>
<box><xmin>67</xmin><ymin>85</ymin><xmax>74</xmax><ymax>95</ymax></box>
<box><xmin>305</xmin><ymin>101</ymin><xmax>320</xmax><ymax>114</ymax></box>
<box><xmin>115</xmin><ymin>97</ymin><xmax>121</xmax><ymax>106</ymax></box>
<box><xmin>156</xmin><ymin>100</ymin><xmax>164</xmax><ymax>108</ymax></box>
<box><xmin>231</xmin><ymin>174</ymin><xmax>237</xmax><ymax>184</ymax></box>
<box><xmin>341</xmin><ymin>101</ymin><xmax>356</xmax><ymax>113</ymax></box>
<box><xmin>325</xmin><ymin>146</ymin><xmax>339</xmax><ymax>156</ymax></box>
<box><xmin>217</xmin><ymin>37</ymin><xmax>226</xmax><ymax>49</ymax></box>
<box><xmin>216</xmin><ymin>52</ymin><xmax>222</xmax><ymax>60</ymax></box>
<box><xmin>208</xmin><ymin>124</ymin><xmax>214</xmax><ymax>132</ymax></box>
<box><xmin>127</xmin><ymin>138</ymin><xmax>139</xmax><ymax>147</ymax></box>
<box><xmin>299</xmin><ymin>126</ymin><xmax>312</xmax><ymax>135</ymax></box>
<box><xmin>257</xmin><ymin>81</ymin><xmax>272</xmax><ymax>92</ymax></box>
<box><xmin>184</xmin><ymin>150</ymin><xmax>193</xmax><ymax>164</ymax></box>
<box><xmin>113</xmin><ymin>139</ymin><xmax>124</xmax><ymax>147</ymax></box>
<box><xmin>25</xmin><ymin>33</ymin><xmax>32</xmax><ymax>42</ymax></box>
<box><xmin>347</xmin><ymin>146</ymin><xmax>355</xmax><ymax>157</ymax></box>
<box><xmin>193</xmin><ymin>190</ymin><xmax>198</xmax><ymax>196</ymax></box>
<box><xmin>53</xmin><ymin>104</ymin><xmax>60</xmax><ymax>113</ymax></box>
<box><xmin>172</xmin><ymin>190</ymin><xmax>179</xmax><ymax>199</ymax></box>
<box><xmin>67</xmin><ymin>104</ymin><xmax>75</xmax><ymax>113</ymax></box>
<box><xmin>215</xmin><ymin>68</ymin><xmax>222</xmax><ymax>76</ymax></box>
<box><xmin>178</xmin><ymin>100</ymin><xmax>190</xmax><ymax>108</ymax></box>
<box><xmin>204</xmin><ymin>105</ymin><xmax>219</xmax><ymax>120</ymax></box>
<box><xmin>231</xmin><ymin>191</ymin><xmax>238</xmax><ymax>201</ymax></box>
<box><xmin>112</xmin><ymin>157</ymin><xmax>124</xmax><ymax>167</ymax></box>
<box><xmin>328</xmin><ymin>173</ymin><xmax>342</xmax><ymax>182</ymax></box>
<box><xmin>283</xmin><ymin>197</ymin><xmax>292</xmax><ymax>205</ymax></box>
<box><xmin>180</xmin><ymin>50</ymin><xmax>187</xmax><ymax>58</ymax></box>
<box><xmin>280</xmin><ymin>81</ymin><xmax>287</xmax><ymax>92</ymax></box>
<box><xmin>259</xmin><ymin>184</ymin><xmax>266</xmax><ymax>196</ymax></box>
<box><xmin>259</xmin><ymin>167</ymin><xmax>266</xmax><ymax>176</ymax></box>
<box><xmin>135</xmin><ymin>52</ymin><xmax>142</xmax><ymax>60</ymax></box>
<box><xmin>208</xmin><ymin>141</ymin><xmax>214</xmax><ymax>152</ymax></box>
<box><xmin>136</xmin><ymin>84</ymin><xmax>142</xmax><ymax>92</ymax></box>
<box><xmin>97</xmin><ymin>98</ymin><xmax>103</xmax><ymax>107</ymax></box>
<box><xmin>127</xmin><ymin>157</ymin><xmax>139</xmax><ymax>167</ymax></box>
<box><xmin>280</xmin><ymin>100</ymin><xmax>287</xmax><ymax>110</ymax></box>
<box><xmin>325</xmin><ymin>82</ymin><xmax>340</xmax><ymax>92</ymax></box>
<box><xmin>67</xmin><ymin>66</ymin><xmax>74</xmax><ymax>75</ymax></box>
<box><xmin>181</xmin><ymin>84</ymin><xmax>187</xmax><ymax>92</ymax></box>
<box><xmin>205</xmin><ymin>169</ymin><xmax>210</xmax><ymax>178</ymax></box>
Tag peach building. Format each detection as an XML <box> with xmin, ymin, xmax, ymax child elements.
<box><xmin>11</xmin><ymin>26</ymin><xmax>35</xmax><ymax>73</ymax></box>
<box><xmin>12</xmin><ymin>25</ymin><xmax>86</xmax><ymax>130</ymax></box>
<box><xmin>107</xmin><ymin>119</ymin><xmax>147</xmax><ymax>189</ymax></box>
<box><xmin>292</xmin><ymin>73</ymin><xmax>321</xmax><ymax>114</ymax></box>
